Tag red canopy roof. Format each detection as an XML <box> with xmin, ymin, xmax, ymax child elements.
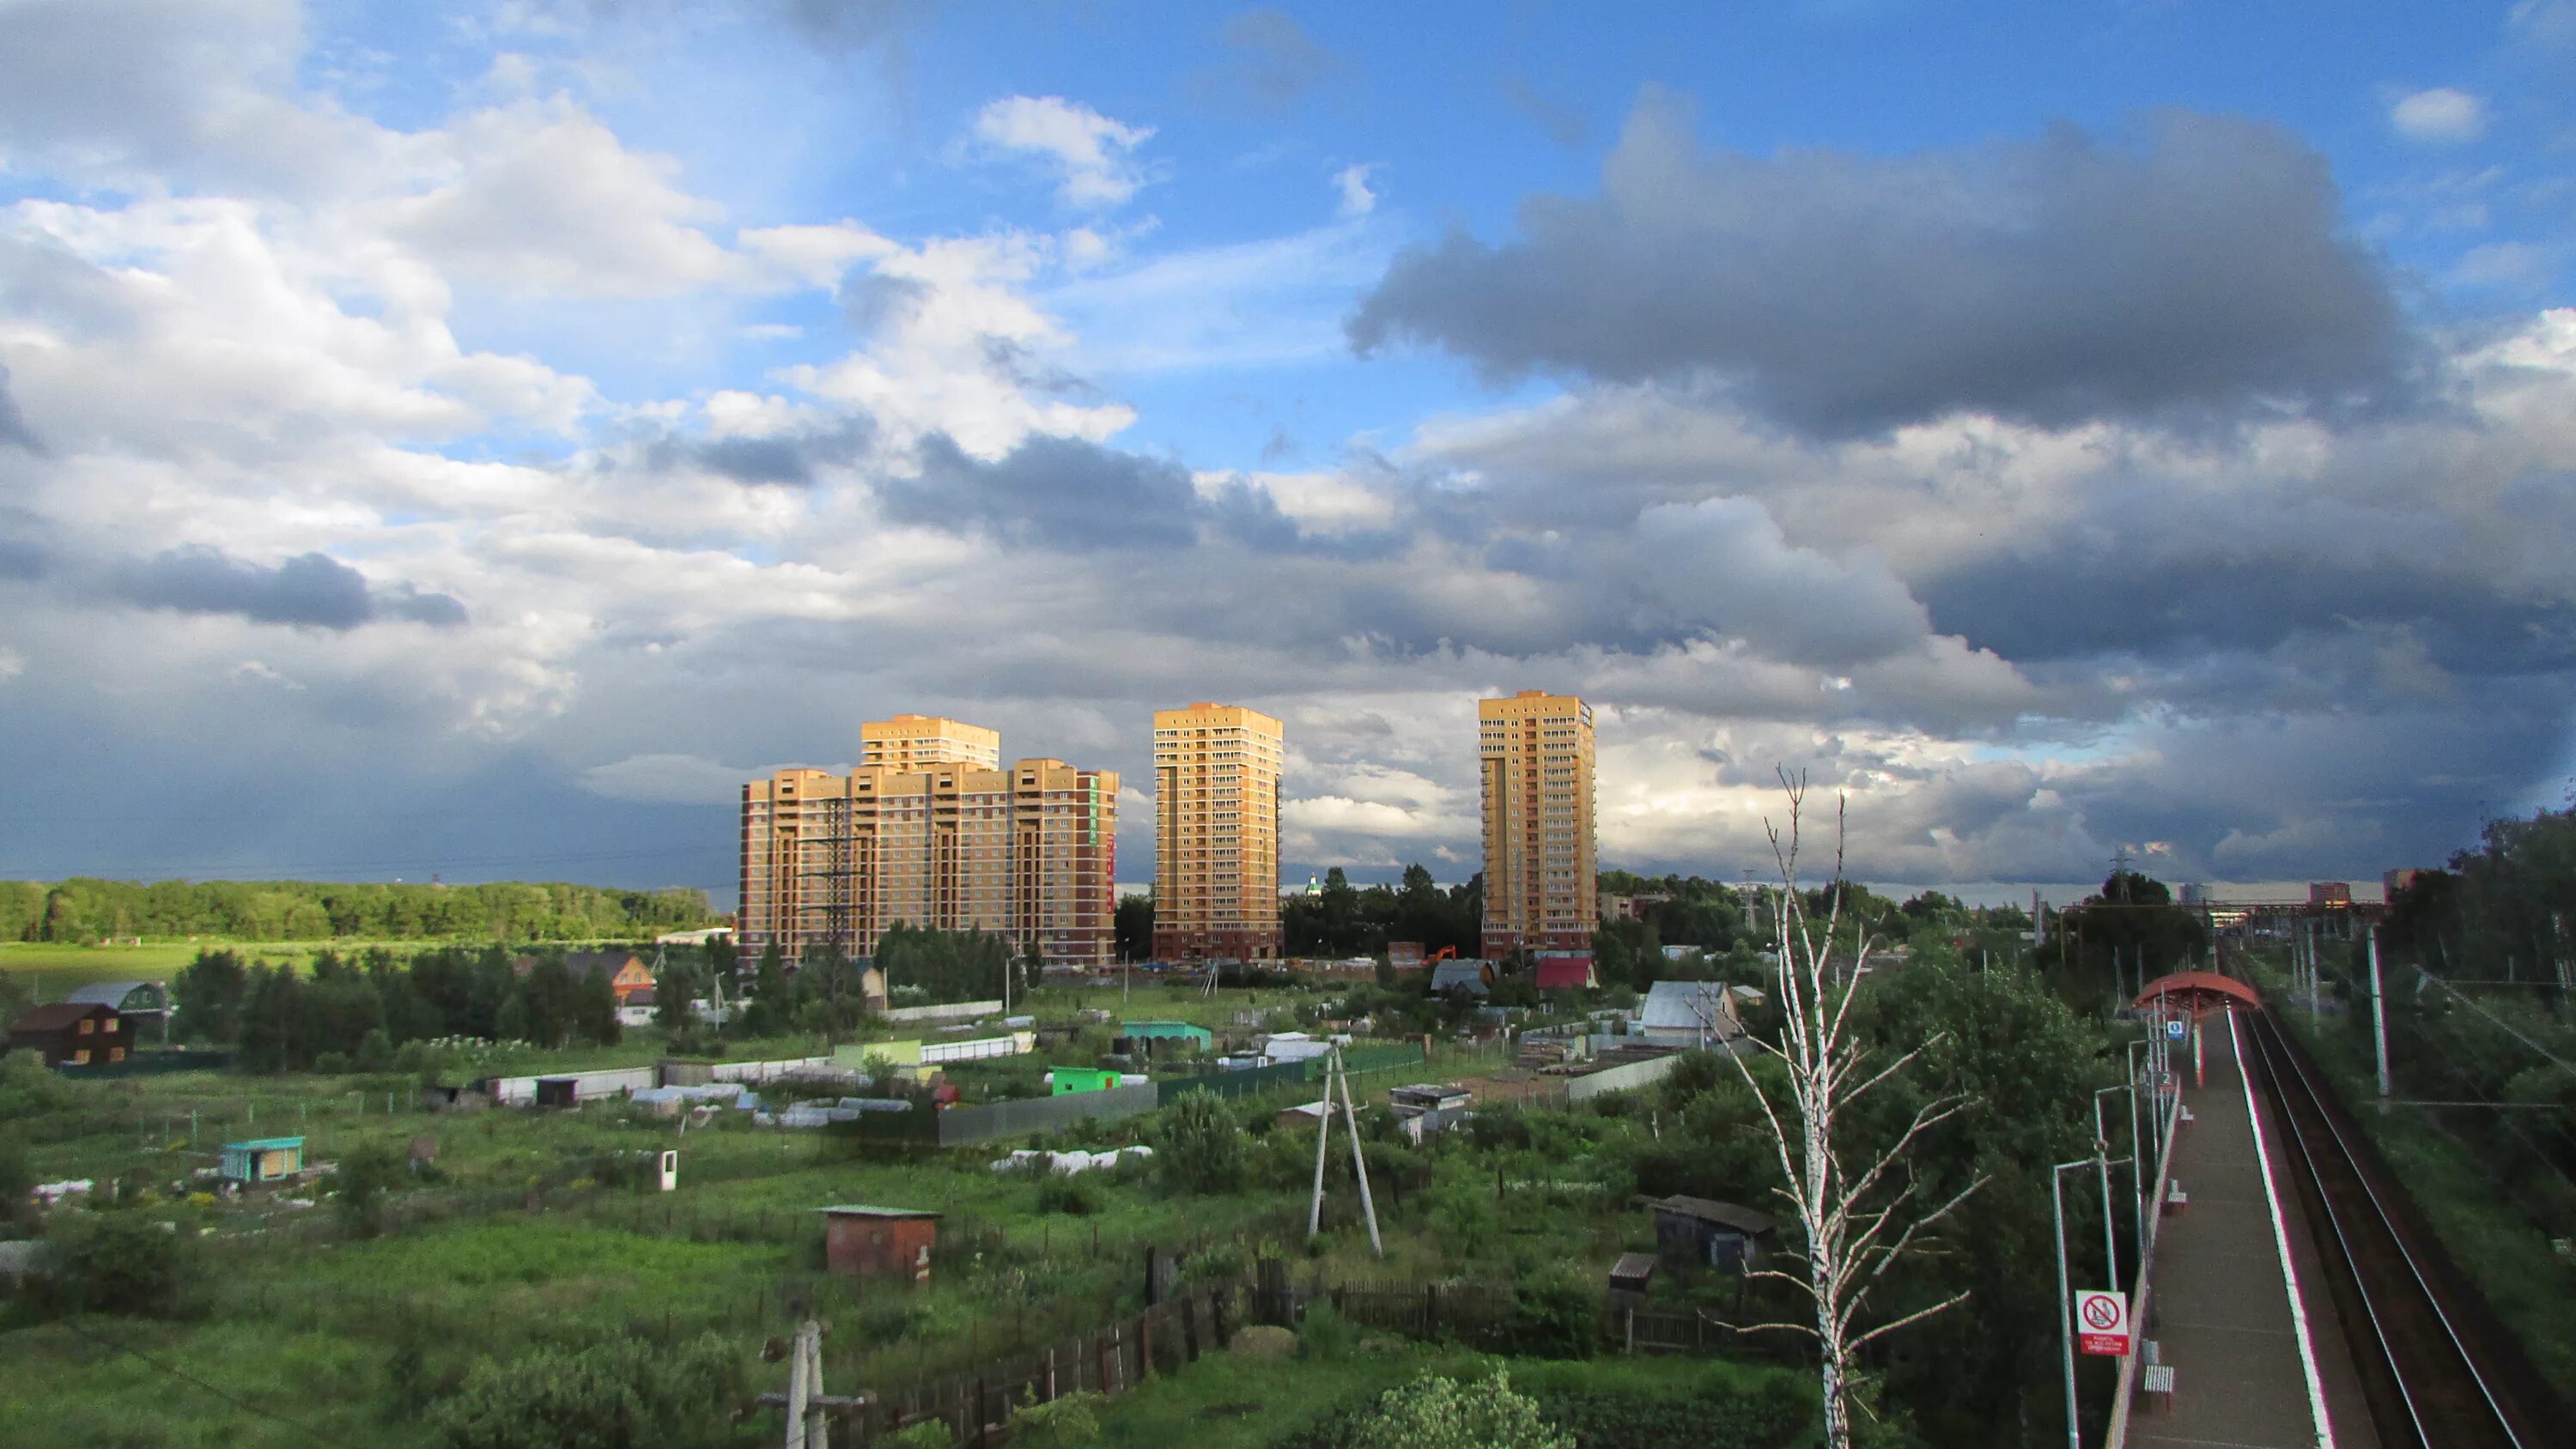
<box><xmin>2132</xmin><ymin>971</ymin><xmax>2262</xmax><ymax>1016</ymax></box>
<box><xmin>1534</xmin><ymin>955</ymin><xmax>1596</xmax><ymax>990</ymax></box>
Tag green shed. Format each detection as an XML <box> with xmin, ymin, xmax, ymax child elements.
<box><xmin>1050</xmin><ymin>1066</ymin><xmax>1122</xmax><ymax>1095</ymax></box>
<box><xmin>1118</xmin><ymin>1021</ymin><xmax>1212</xmax><ymax>1047</ymax></box>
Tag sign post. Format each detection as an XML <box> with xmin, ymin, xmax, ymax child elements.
<box><xmin>2076</xmin><ymin>1289</ymin><xmax>2132</xmax><ymax>1357</ymax></box>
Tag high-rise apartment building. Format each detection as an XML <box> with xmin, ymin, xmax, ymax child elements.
<box><xmin>860</xmin><ymin>714</ymin><xmax>1001</xmax><ymax>771</ymax></box>
<box><xmin>1479</xmin><ymin>691</ymin><xmax>1596</xmax><ymax>958</ymax></box>
<box><xmin>738</xmin><ymin>723</ymin><xmax>1116</xmax><ymax>969</ymax></box>
<box><xmin>1152</xmin><ymin>703</ymin><xmax>1284</xmax><ymax>960</ymax></box>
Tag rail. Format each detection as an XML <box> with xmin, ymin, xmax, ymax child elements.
<box><xmin>2241</xmin><ymin>1003</ymin><xmax>2549</xmax><ymax>1447</ymax></box>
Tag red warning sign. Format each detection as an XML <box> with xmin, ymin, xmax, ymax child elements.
<box><xmin>2076</xmin><ymin>1289</ymin><xmax>2131</xmax><ymax>1355</ymax></box>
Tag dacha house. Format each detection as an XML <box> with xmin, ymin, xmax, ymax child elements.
<box><xmin>6</xmin><ymin>1002</ymin><xmax>130</xmax><ymax>1067</ymax></box>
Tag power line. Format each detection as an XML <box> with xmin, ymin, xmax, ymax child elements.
<box><xmin>48</xmin><ymin>1316</ymin><xmax>343</xmax><ymax>1448</ymax></box>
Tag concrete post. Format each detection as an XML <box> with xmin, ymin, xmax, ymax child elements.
<box><xmin>2370</xmin><ymin>927</ymin><xmax>2391</xmax><ymax>1100</ymax></box>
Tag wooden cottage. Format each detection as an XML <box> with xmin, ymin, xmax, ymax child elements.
<box><xmin>6</xmin><ymin>1002</ymin><xmax>128</xmax><ymax>1067</ymax></box>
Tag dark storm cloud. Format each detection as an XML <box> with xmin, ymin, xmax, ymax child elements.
<box><xmin>0</xmin><ymin>367</ymin><xmax>43</xmax><ymax>453</ymax></box>
<box><xmin>1350</xmin><ymin>94</ymin><xmax>2413</xmax><ymax>438</ymax></box>
<box><xmin>896</xmin><ymin>433</ymin><xmax>1202</xmax><ymax>549</ymax></box>
<box><xmin>106</xmin><ymin>547</ymin><xmax>466</xmax><ymax>630</ymax></box>
<box><xmin>1190</xmin><ymin>9</ymin><xmax>1339</xmax><ymax>111</ymax></box>
<box><xmin>643</xmin><ymin>418</ymin><xmax>874</xmax><ymax>488</ymax></box>
<box><xmin>891</xmin><ymin>433</ymin><xmax>1404</xmax><ymax>557</ymax></box>
<box><xmin>1917</xmin><ymin>545</ymin><xmax>2574</xmax><ymax>679</ymax></box>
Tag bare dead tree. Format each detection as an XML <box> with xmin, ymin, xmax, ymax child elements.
<box><xmin>1728</xmin><ymin>770</ymin><xmax>1990</xmax><ymax>1449</ymax></box>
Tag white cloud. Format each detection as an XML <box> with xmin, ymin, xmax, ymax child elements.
<box><xmin>1333</xmin><ymin>162</ymin><xmax>1376</xmax><ymax>217</ymax></box>
<box><xmin>2390</xmin><ymin>88</ymin><xmax>2488</xmax><ymax>143</ymax></box>
<box><xmin>969</xmin><ymin>95</ymin><xmax>1156</xmax><ymax>209</ymax></box>
<box><xmin>0</xmin><ymin>648</ymin><xmax>22</xmax><ymax>685</ymax></box>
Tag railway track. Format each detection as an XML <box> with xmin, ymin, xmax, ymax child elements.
<box><xmin>2237</xmin><ymin>999</ymin><xmax>2560</xmax><ymax>1449</ymax></box>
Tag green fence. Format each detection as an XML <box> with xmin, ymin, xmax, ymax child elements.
<box><xmin>1152</xmin><ymin>1042</ymin><xmax>1429</xmax><ymax>1107</ymax></box>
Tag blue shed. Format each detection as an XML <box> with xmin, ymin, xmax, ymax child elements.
<box><xmin>220</xmin><ymin>1137</ymin><xmax>306</xmax><ymax>1185</ymax></box>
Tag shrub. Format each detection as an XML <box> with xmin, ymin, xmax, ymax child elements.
<box><xmin>333</xmin><ymin>1142</ymin><xmax>407</xmax><ymax>1239</ymax></box>
<box><xmin>1036</xmin><ymin>1171</ymin><xmax>1102</xmax><ymax>1216</ymax></box>
<box><xmin>878</xmin><ymin>1422</ymin><xmax>953</xmax><ymax>1449</ymax></box>
<box><xmin>1152</xmin><ymin>1090</ymin><xmax>1246</xmax><ymax>1194</ymax></box>
<box><xmin>1346</xmin><ymin>1370</ymin><xmax>1571</xmax><ymax>1449</ymax></box>
<box><xmin>1297</xmin><ymin>1297</ymin><xmax>1356</xmax><ymax>1361</ymax></box>
<box><xmin>428</xmin><ymin>1333</ymin><xmax>750</xmax><ymax>1449</ymax></box>
<box><xmin>1005</xmin><ymin>1390</ymin><xmax>1104</xmax><ymax>1449</ymax></box>
<box><xmin>35</xmin><ymin>1209</ymin><xmax>197</xmax><ymax>1317</ymax></box>
<box><xmin>1503</xmin><ymin>1274</ymin><xmax>1596</xmax><ymax>1359</ymax></box>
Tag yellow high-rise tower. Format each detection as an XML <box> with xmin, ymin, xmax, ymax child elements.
<box><xmin>1152</xmin><ymin>703</ymin><xmax>1284</xmax><ymax>960</ymax></box>
<box><xmin>1479</xmin><ymin>691</ymin><xmax>1596</xmax><ymax>958</ymax></box>
<box><xmin>737</xmin><ymin>714</ymin><xmax>1116</xmax><ymax>969</ymax></box>
<box><xmin>860</xmin><ymin>714</ymin><xmax>1002</xmax><ymax>771</ymax></box>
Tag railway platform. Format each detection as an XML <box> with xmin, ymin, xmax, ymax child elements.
<box><xmin>2117</xmin><ymin>1011</ymin><xmax>2364</xmax><ymax>1449</ymax></box>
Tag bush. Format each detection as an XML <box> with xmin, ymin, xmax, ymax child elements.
<box><xmin>878</xmin><ymin>1422</ymin><xmax>953</xmax><ymax>1449</ymax></box>
<box><xmin>333</xmin><ymin>1142</ymin><xmax>408</xmax><ymax>1239</ymax></box>
<box><xmin>1005</xmin><ymin>1390</ymin><xmax>1104</xmax><ymax>1449</ymax></box>
<box><xmin>1297</xmin><ymin>1297</ymin><xmax>1357</xmax><ymax>1361</ymax></box>
<box><xmin>1036</xmin><ymin>1171</ymin><xmax>1103</xmax><ymax>1216</ymax></box>
<box><xmin>1503</xmin><ymin>1274</ymin><xmax>1596</xmax><ymax>1358</ymax></box>
<box><xmin>1346</xmin><ymin>1370</ymin><xmax>1571</xmax><ymax>1449</ymax></box>
<box><xmin>428</xmin><ymin>1333</ymin><xmax>751</xmax><ymax>1449</ymax></box>
<box><xmin>1153</xmin><ymin>1090</ymin><xmax>1247</xmax><ymax>1194</ymax></box>
<box><xmin>35</xmin><ymin>1209</ymin><xmax>196</xmax><ymax>1317</ymax></box>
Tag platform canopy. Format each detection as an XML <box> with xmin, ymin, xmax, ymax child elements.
<box><xmin>2132</xmin><ymin>971</ymin><xmax>2262</xmax><ymax>1017</ymax></box>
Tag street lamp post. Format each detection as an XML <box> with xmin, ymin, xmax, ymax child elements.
<box><xmin>2051</xmin><ymin>1157</ymin><xmax>2095</xmax><ymax>1449</ymax></box>
<box><xmin>2098</xmin><ymin>1084</ymin><xmax>2142</xmax><ymax>1276</ymax></box>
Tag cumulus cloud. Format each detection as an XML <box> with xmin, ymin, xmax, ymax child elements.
<box><xmin>2390</xmin><ymin>88</ymin><xmax>2488</xmax><ymax>143</ymax></box>
<box><xmin>969</xmin><ymin>95</ymin><xmax>1156</xmax><ymax>209</ymax></box>
<box><xmin>1351</xmin><ymin>95</ymin><xmax>2411</xmax><ymax>438</ymax></box>
<box><xmin>1332</xmin><ymin>163</ymin><xmax>1377</xmax><ymax>217</ymax></box>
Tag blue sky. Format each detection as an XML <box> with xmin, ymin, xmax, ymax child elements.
<box><xmin>1</xmin><ymin>0</ymin><xmax>2572</xmax><ymax>902</ymax></box>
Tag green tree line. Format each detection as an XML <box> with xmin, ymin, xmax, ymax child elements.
<box><xmin>0</xmin><ymin>878</ymin><xmax>714</xmax><ymax>945</ymax></box>
<box><xmin>173</xmin><ymin>944</ymin><xmax>623</xmax><ymax>1070</ymax></box>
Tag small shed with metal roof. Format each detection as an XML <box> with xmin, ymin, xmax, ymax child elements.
<box><xmin>221</xmin><ymin>1137</ymin><xmax>306</xmax><ymax>1185</ymax></box>
<box><xmin>815</xmin><ymin>1204</ymin><xmax>941</xmax><ymax>1282</ymax></box>
<box><xmin>1649</xmin><ymin>1195</ymin><xmax>1777</xmax><ymax>1270</ymax></box>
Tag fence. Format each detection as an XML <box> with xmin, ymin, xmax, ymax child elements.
<box><xmin>884</xmin><ymin>1000</ymin><xmax>1004</xmax><ymax>1025</ymax></box>
<box><xmin>1564</xmin><ymin>1052</ymin><xmax>1688</xmax><ymax>1103</ymax></box>
<box><xmin>935</xmin><ymin>1083</ymin><xmax>1161</xmax><ymax>1146</ymax></box>
<box><xmin>1152</xmin><ymin>1040</ymin><xmax>1430</xmax><ymax>1106</ymax></box>
<box><xmin>813</xmin><ymin>1283</ymin><xmax>1240</xmax><ymax>1446</ymax></box>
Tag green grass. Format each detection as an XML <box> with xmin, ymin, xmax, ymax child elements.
<box><xmin>2252</xmin><ymin>961</ymin><xmax>2576</xmax><ymax>1393</ymax></box>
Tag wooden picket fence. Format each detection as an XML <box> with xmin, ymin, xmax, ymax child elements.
<box><xmin>828</xmin><ymin>1282</ymin><xmax>1240</xmax><ymax>1446</ymax></box>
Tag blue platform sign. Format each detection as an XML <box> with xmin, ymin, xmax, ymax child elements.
<box><xmin>2166</xmin><ymin>1019</ymin><xmax>2188</xmax><ymax>1040</ymax></box>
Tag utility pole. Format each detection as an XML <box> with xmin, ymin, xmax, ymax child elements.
<box><xmin>1305</xmin><ymin>1046</ymin><xmax>1383</xmax><ymax>1255</ymax></box>
<box><xmin>2369</xmin><ymin>925</ymin><xmax>2391</xmax><ymax>1100</ymax></box>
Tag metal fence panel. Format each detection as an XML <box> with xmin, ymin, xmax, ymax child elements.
<box><xmin>936</xmin><ymin>1082</ymin><xmax>1161</xmax><ymax>1146</ymax></box>
<box><xmin>1564</xmin><ymin>1052</ymin><xmax>1686</xmax><ymax>1102</ymax></box>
